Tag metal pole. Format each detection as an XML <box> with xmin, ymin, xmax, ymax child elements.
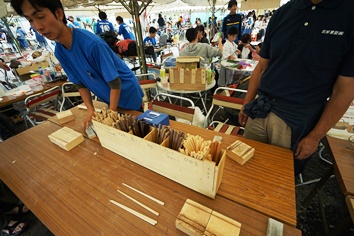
<box><xmin>1</xmin><ymin>17</ymin><xmax>22</xmax><ymax>55</ymax></box>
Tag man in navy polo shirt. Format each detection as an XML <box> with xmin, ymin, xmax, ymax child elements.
<box><xmin>239</xmin><ymin>0</ymin><xmax>354</xmax><ymax>175</ymax></box>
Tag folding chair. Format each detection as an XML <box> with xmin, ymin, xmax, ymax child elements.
<box><xmin>136</xmin><ymin>73</ymin><xmax>157</xmax><ymax>99</ymax></box>
<box><xmin>59</xmin><ymin>82</ymin><xmax>98</xmax><ymax>112</ymax></box>
<box><xmin>152</xmin><ymin>93</ymin><xmax>195</xmax><ymax>125</ymax></box>
<box><xmin>23</xmin><ymin>86</ymin><xmax>61</xmax><ymax>128</ymax></box>
<box><xmin>204</xmin><ymin>87</ymin><xmax>247</xmax><ymax>136</ymax></box>
<box><xmin>59</xmin><ymin>82</ymin><xmax>81</xmax><ymax>112</ymax></box>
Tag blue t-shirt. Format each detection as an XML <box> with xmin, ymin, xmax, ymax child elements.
<box><xmin>118</xmin><ymin>23</ymin><xmax>135</xmax><ymax>40</ymax></box>
<box><xmin>16</xmin><ymin>28</ymin><xmax>26</xmax><ymax>39</ymax></box>
<box><xmin>96</xmin><ymin>20</ymin><xmax>114</xmax><ymax>34</ymax></box>
<box><xmin>29</xmin><ymin>26</ymin><xmax>45</xmax><ymax>42</ymax></box>
<box><xmin>143</xmin><ymin>36</ymin><xmax>156</xmax><ymax>46</ymax></box>
<box><xmin>55</xmin><ymin>28</ymin><xmax>143</xmax><ymax>110</ymax></box>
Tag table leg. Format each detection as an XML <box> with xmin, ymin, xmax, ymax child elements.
<box><xmin>302</xmin><ymin>166</ymin><xmax>334</xmax><ymax>208</ymax></box>
<box><xmin>199</xmin><ymin>92</ymin><xmax>207</xmax><ymax>113</ymax></box>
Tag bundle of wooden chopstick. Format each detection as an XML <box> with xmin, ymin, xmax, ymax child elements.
<box><xmin>155</xmin><ymin>125</ymin><xmax>185</xmax><ymax>149</ymax></box>
<box><xmin>168</xmin><ymin>128</ymin><xmax>185</xmax><ymax>151</ymax></box>
<box><xmin>179</xmin><ymin>134</ymin><xmax>222</xmax><ymax>163</ymax></box>
<box><xmin>131</xmin><ymin>120</ymin><xmax>151</xmax><ymax>138</ymax></box>
<box><xmin>92</xmin><ymin>108</ymin><xmax>137</xmax><ymax>132</ymax></box>
<box><xmin>156</xmin><ymin>124</ymin><xmax>170</xmax><ymax>144</ymax></box>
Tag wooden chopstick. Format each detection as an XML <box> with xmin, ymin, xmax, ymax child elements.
<box><xmin>123</xmin><ymin>183</ymin><xmax>165</xmax><ymax>205</ymax></box>
<box><xmin>117</xmin><ymin>190</ymin><xmax>159</xmax><ymax>216</ymax></box>
<box><xmin>110</xmin><ymin>200</ymin><xmax>157</xmax><ymax>225</ymax></box>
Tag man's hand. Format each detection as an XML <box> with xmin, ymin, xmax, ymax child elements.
<box><xmin>238</xmin><ymin>107</ymin><xmax>248</xmax><ymax>127</ymax></box>
<box><xmin>83</xmin><ymin>109</ymin><xmax>95</xmax><ymax>130</ymax></box>
<box><xmin>294</xmin><ymin>135</ymin><xmax>319</xmax><ymax>160</ymax></box>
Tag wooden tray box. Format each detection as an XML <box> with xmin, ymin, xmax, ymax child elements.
<box><xmin>92</xmin><ymin>120</ymin><xmax>226</xmax><ymax>198</ymax></box>
<box><xmin>169</xmin><ymin>68</ymin><xmax>207</xmax><ymax>91</ymax></box>
<box><xmin>176</xmin><ymin>56</ymin><xmax>201</xmax><ymax>69</ymax></box>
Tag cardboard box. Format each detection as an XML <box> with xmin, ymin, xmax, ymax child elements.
<box><xmin>92</xmin><ymin>120</ymin><xmax>226</xmax><ymax>198</ymax></box>
<box><xmin>176</xmin><ymin>56</ymin><xmax>201</xmax><ymax>69</ymax></box>
<box><xmin>15</xmin><ymin>61</ymin><xmax>50</xmax><ymax>81</ymax></box>
<box><xmin>48</xmin><ymin>127</ymin><xmax>84</xmax><ymax>151</ymax></box>
<box><xmin>137</xmin><ymin>110</ymin><xmax>169</xmax><ymax>126</ymax></box>
<box><xmin>169</xmin><ymin>68</ymin><xmax>207</xmax><ymax>91</ymax></box>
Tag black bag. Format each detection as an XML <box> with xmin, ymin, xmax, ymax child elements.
<box><xmin>99</xmin><ymin>31</ymin><xmax>118</xmax><ymax>53</ymax></box>
<box><xmin>126</xmin><ymin>41</ymin><xmax>138</xmax><ymax>56</ymax></box>
<box><xmin>144</xmin><ymin>46</ymin><xmax>154</xmax><ymax>55</ymax></box>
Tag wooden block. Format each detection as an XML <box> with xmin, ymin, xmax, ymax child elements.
<box><xmin>226</xmin><ymin>140</ymin><xmax>255</xmax><ymax>165</ymax></box>
<box><xmin>204</xmin><ymin>211</ymin><xmax>241</xmax><ymax>236</ymax></box>
<box><xmin>176</xmin><ymin>199</ymin><xmax>212</xmax><ymax>236</ymax></box>
<box><xmin>56</xmin><ymin>110</ymin><xmax>74</xmax><ymax>124</ymax></box>
<box><xmin>176</xmin><ymin>199</ymin><xmax>241</xmax><ymax>236</ymax></box>
<box><xmin>48</xmin><ymin>127</ymin><xmax>84</xmax><ymax>151</ymax></box>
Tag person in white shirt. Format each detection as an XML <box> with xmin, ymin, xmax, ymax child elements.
<box><xmin>222</xmin><ymin>27</ymin><xmax>240</xmax><ymax>60</ymax></box>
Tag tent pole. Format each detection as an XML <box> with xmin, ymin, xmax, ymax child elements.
<box><xmin>1</xmin><ymin>17</ymin><xmax>22</xmax><ymax>55</ymax></box>
<box><xmin>120</xmin><ymin>0</ymin><xmax>147</xmax><ymax>74</ymax></box>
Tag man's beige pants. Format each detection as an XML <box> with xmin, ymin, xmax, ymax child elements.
<box><xmin>244</xmin><ymin>112</ymin><xmax>292</xmax><ymax>149</ymax></box>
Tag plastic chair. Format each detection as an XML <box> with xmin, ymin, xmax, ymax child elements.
<box><xmin>204</xmin><ymin>87</ymin><xmax>247</xmax><ymax>136</ymax></box>
<box><xmin>152</xmin><ymin>92</ymin><xmax>195</xmax><ymax>125</ymax></box>
<box><xmin>23</xmin><ymin>86</ymin><xmax>61</xmax><ymax>128</ymax></box>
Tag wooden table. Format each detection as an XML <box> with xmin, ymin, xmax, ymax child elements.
<box><xmin>0</xmin><ymin>80</ymin><xmax>65</xmax><ymax>108</ymax></box>
<box><xmin>302</xmin><ymin>136</ymin><xmax>354</xmax><ymax>234</ymax></box>
<box><xmin>327</xmin><ymin>136</ymin><xmax>354</xmax><ymax>196</ymax></box>
<box><xmin>49</xmin><ymin>102</ymin><xmax>297</xmax><ymax>227</ymax></box>
<box><xmin>0</xmin><ymin>120</ymin><xmax>300</xmax><ymax>235</ymax></box>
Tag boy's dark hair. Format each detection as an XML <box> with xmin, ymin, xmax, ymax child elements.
<box><xmin>186</xmin><ymin>28</ymin><xmax>198</xmax><ymax>42</ymax></box>
<box><xmin>98</xmin><ymin>11</ymin><xmax>107</xmax><ymax>20</ymax></box>
<box><xmin>116</xmin><ymin>16</ymin><xmax>123</xmax><ymax>23</ymax></box>
<box><xmin>241</xmin><ymin>33</ymin><xmax>251</xmax><ymax>44</ymax></box>
<box><xmin>196</xmin><ymin>25</ymin><xmax>205</xmax><ymax>32</ymax></box>
<box><xmin>149</xmin><ymin>27</ymin><xmax>157</xmax><ymax>34</ymax></box>
<box><xmin>11</xmin><ymin>0</ymin><xmax>67</xmax><ymax>24</ymax></box>
<box><xmin>228</xmin><ymin>0</ymin><xmax>237</xmax><ymax>9</ymax></box>
<box><xmin>227</xmin><ymin>26</ymin><xmax>239</xmax><ymax>36</ymax></box>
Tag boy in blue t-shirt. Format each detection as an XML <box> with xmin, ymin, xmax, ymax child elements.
<box><xmin>143</xmin><ymin>27</ymin><xmax>159</xmax><ymax>63</ymax></box>
<box><xmin>116</xmin><ymin>16</ymin><xmax>135</xmax><ymax>40</ymax></box>
<box><xmin>11</xmin><ymin>0</ymin><xmax>144</xmax><ymax>130</ymax></box>
<box><xmin>96</xmin><ymin>11</ymin><xmax>114</xmax><ymax>35</ymax></box>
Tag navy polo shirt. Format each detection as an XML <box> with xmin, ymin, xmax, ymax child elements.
<box><xmin>259</xmin><ymin>0</ymin><xmax>354</xmax><ymax>106</ymax></box>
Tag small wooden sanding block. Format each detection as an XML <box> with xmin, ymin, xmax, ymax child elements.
<box><xmin>176</xmin><ymin>199</ymin><xmax>241</xmax><ymax>236</ymax></box>
<box><xmin>226</xmin><ymin>140</ymin><xmax>255</xmax><ymax>165</ymax></box>
<box><xmin>56</xmin><ymin>110</ymin><xmax>74</xmax><ymax>124</ymax></box>
<box><xmin>48</xmin><ymin>127</ymin><xmax>84</xmax><ymax>151</ymax></box>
